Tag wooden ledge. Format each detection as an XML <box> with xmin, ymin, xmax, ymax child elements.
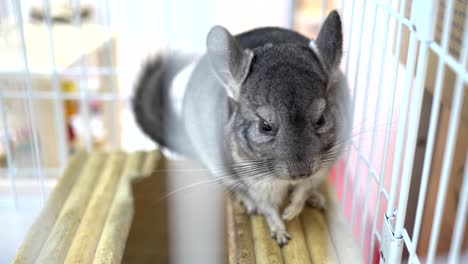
<box><xmin>227</xmin><ymin>181</ymin><xmax>363</xmax><ymax>264</ymax></box>
<box><xmin>13</xmin><ymin>150</ymin><xmax>160</xmax><ymax>264</ymax></box>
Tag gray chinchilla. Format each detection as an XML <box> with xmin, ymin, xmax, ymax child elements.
<box><xmin>133</xmin><ymin>10</ymin><xmax>350</xmax><ymax>246</ymax></box>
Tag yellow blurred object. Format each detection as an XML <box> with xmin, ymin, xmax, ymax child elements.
<box><xmin>61</xmin><ymin>80</ymin><xmax>78</xmax><ymax>119</ymax></box>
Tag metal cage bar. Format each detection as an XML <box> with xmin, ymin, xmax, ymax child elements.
<box><xmin>394</xmin><ymin>0</ymin><xmax>437</xmax><ymax>236</ymax></box>
<box><xmin>103</xmin><ymin>0</ymin><xmax>119</xmax><ymax>149</ymax></box>
<box><xmin>11</xmin><ymin>0</ymin><xmax>46</xmax><ymax>202</ymax></box>
<box><xmin>426</xmin><ymin>13</ymin><xmax>468</xmax><ymax>262</ymax></box>
<box><xmin>410</xmin><ymin>0</ymin><xmax>455</xmax><ymax>253</ymax></box>
<box><xmin>342</xmin><ymin>0</ymin><xmax>367</xmax><ymax>207</ymax></box>
<box><xmin>0</xmin><ymin>90</ymin><xmax>18</xmax><ymax>208</ymax></box>
<box><xmin>349</xmin><ymin>1</ymin><xmax>378</xmax><ymax>229</ymax></box>
<box><xmin>448</xmin><ymin>157</ymin><xmax>468</xmax><ymax>264</ymax></box>
<box><xmin>385</xmin><ymin>27</ymin><xmax>418</xmax><ymax>218</ymax></box>
<box><xmin>42</xmin><ymin>0</ymin><xmax>68</xmax><ymax>168</ymax></box>
<box><xmin>359</xmin><ymin>3</ymin><xmax>391</xmax><ymax>249</ymax></box>
<box><xmin>72</xmin><ymin>0</ymin><xmax>92</xmax><ymax>152</ymax></box>
<box><xmin>1</xmin><ymin>90</ymin><xmax>129</xmax><ymax>101</ymax></box>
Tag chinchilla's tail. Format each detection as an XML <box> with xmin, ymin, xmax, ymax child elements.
<box><xmin>133</xmin><ymin>53</ymin><xmax>195</xmax><ymax>157</ymax></box>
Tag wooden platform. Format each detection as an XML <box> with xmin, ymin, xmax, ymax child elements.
<box><xmin>12</xmin><ymin>150</ymin><xmax>163</xmax><ymax>264</ymax></box>
<box><xmin>227</xmin><ymin>181</ymin><xmax>363</xmax><ymax>264</ymax></box>
<box><xmin>13</xmin><ymin>150</ymin><xmax>362</xmax><ymax>263</ymax></box>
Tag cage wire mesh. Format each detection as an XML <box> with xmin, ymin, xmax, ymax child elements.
<box><xmin>0</xmin><ymin>0</ymin><xmax>467</xmax><ymax>263</ymax></box>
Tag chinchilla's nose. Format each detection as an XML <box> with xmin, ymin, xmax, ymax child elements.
<box><xmin>287</xmin><ymin>161</ymin><xmax>311</xmax><ymax>179</ymax></box>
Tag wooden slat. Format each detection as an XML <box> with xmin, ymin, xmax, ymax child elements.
<box><xmin>12</xmin><ymin>151</ymin><xmax>88</xmax><ymax>264</ymax></box>
<box><xmin>281</xmin><ymin>217</ymin><xmax>312</xmax><ymax>264</ymax></box>
<box><xmin>64</xmin><ymin>152</ymin><xmax>126</xmax><ymax>263</ymax></box>
<box><xmin>321</xmin><ymin>181</ymin><xmax>364</xmax><ymax>264</ymax></box>
<box><xmin>231</xmin><ymin>196</ymin><xmax>256</xmax><ymax>264</ymax></box>
<box><xmin>301</xmin><ymin>207</ymin><xmax>339</xmax><ymax>264</ymax></box>
<box><xmin>141</xmin><ymin>150</ymin><xmax>160</xmax><ymax>175</ymax></box>
<box><xmin>92</xmin><ymin>151</ymin><xmax>147</xmax><ymax>264</ymax></box>
<box><xmin>228</xmin><ymin>180</ymin><xmax>363</xmax><ymax>264</ymax></box>
<box><xmin>227</xmin><ymin>194</ymin><xmax>238</xmax><ymax>264</ymax></box>
<box><xmin>35</xmin><ymin>152</ymin><xmax>108</xmax><ymax>264</ymax></box>
<box><xmin>121</xmin><ymin>151</ymin><xmax>170</xmax><ymax>263</ymax></box>
<box><xmin>251</xmin><ymin>215</ymin><xmax>283</xmax><ymax>264</ymax></box>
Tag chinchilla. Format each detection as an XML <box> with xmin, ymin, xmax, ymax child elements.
<box><xmin>133</xmin><ymin>10</ymin><xmax>350</xmax><ymax>246</ymax></box>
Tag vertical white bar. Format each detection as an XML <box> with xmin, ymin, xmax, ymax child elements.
<box><xmin>342</xmin><ymin>0</ymin><xmax>366</xmax><ymax>207</ymax></box>
<box><xmin>11</xmin><ymin>0</ymin><xmax>46</xmax><ymax>201</ymax></box>
<box><xmin>369</xmin><ymin>2</ymin><xmax>409</xmax><ymax>257</ymax></box>
<box><xmin>321</xmin><ymin>0</ymin><xmax>327</xmax><ymax>21</ymax></box>
<box><xmin>43</xmin><ymin>0</ymin><xmax>68</xmax><ymax>168</ymax></box>
<box><xmin>385</xmin><ymin>33</ymin><xmax>418</xmax><ymax>217</ymax></box>
<box><xmin>350</xmin><ymin>2</ymin><xmax>378</xmax><ymax>228</ymax></box>
<box><xmin>390</xmin><ymin>2</ymin><xmax>438</xmax><ymax>258</ymax></box>
<box><xmin>411</xmin><ymin>0</ymin><xmax>455</xmax><ymax>252</ymax></box>
<box><xmin>426</xmin><ymin>16</ymin><xmax>468</xmax><ymax>263</ymax></box>
<box><xmin>0</xmin><ymin>91</ymin><xmax>18</xmax><ymax>208</ymax></box>
<box><xmin>447</xmin><ymin>157</ymin><xmax>468</xmax><ymax>264</ymax></box>
<box><xmin>360</xmin><ymin>6</ymin><xmax>391</xmax><ymax>249</ymax></box>
<box><xmin>104</xmin><ymin>0</ymin><xmax>119</xmax><ymax>149</ymax></box>
<box><xmin>166</xmin><ymin>0</ymin><xmax>172</xmax><ymax>49</ymax></box>
<box><xmin>344</xmin><ymin>0</ymin><xmax>356</xmax><ymax>75</ymax></box>
<box><xmin>287</xmin><ymin>0</ymin><xmax>295</xmax><ymax>29</ymax></box>
<box><xmin>335</xmin><ymin>0</ymin><xmax>347</xmax><ymax>191</ymax></box>
<box><xmin>393</xmin><ymin>42</ymin><xmax>430</xmax><ymax>236</ymax></box>
<box><xmin>394</xmin><ymin>0</ymin><xmax>438</xmax><ymax>238</ymax></box>
<box><xmin>134</xmin><ymin>0</ymin><xmax>145</xmax><ymax>62</ymax></box>
<box><xmin>72</xmin><ymin>0</ymin><xmax>92</xmax><ymax>151</ymax></box>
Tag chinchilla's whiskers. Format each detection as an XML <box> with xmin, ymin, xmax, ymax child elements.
<box><xmin>158</xmin><ymin>168</ymin><xmax>274</xmax><ymax>202</ymax></box>
<box><xmin>158</xmin><ymin>164</ymin><xmax>278</xmax><ymax>201</ymax></box>
<box><xmin>142</xmin><ymin>159</ymin><xmax>275</xmax><ymax>175</ymax></box>
<box><xmin>211</xmin><ymin>163</ymin><xmax>273</xmax><ymax>178</ymax></box>
<box><xmin>256</xmin><ymin>172</ymin><xmax>285</xmax><ymax>186</ymax></box>
<box><xmin>226</xmin><ymin>170</ymin><xmax>274</xmax><ymax>193</ymax></box>
<box><xmin>239</xmin><ymin>171</ymin><xmax>279</xmax><ymax>190</ymax></box>
<box><xmin>149</xmin><ymin>160</ymin><xmax>281</xmax><ymax>203</ymax></box>
<box><xmin>155</xmin><ymin>174</ymin><xmax>239</xmax><ymax>201</ymax></box>
<box><xmin>230</xmin><ymin>165</ymin><xmax>283</xmax><ymax>190</ymax></box>
<box><xmin>211</xmin><ymin>159</ymin><xmax>276</xmax><ymax>168</ymax></box>
<box><xmin>208</xmin><ymin>160</ymin><xmax>276</xmax><ymax>175</ymax></box>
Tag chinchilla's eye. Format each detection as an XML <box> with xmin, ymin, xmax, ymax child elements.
<box><xmin>316</xmin><ymin>115</ymin><xmax>325</xmax><ymax>127</ymax></box>
<box><xmin>260</xmin><ymin>120</ymin><xmax>272</xmax><ymax>132</ymax></box>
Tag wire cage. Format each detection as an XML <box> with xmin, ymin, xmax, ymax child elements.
<box><xmin>0</xmin><ymin>0</ymin><xmax>467</xmax><ymax>263</ymax></box>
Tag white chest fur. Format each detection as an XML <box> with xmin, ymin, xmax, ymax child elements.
<box><xmin>245</xmin><ymin>168</ymin><xmax>329</xmax><ymax>209</ymax></box>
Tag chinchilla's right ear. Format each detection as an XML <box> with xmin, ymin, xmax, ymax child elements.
<box><xmin>313</xmin><ymin>10</ymin><xmax>343</xmax><ymax>71</ymax></box>
<box><xmin>206</xmin><ymin>25</ymin><xmax>254</xmax><ymax>100</ymax></box>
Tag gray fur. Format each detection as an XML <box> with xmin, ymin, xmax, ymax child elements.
<box><xmin>133</xmin><ymin>10</ymin><xmax>350</xmax><ymax>246</ymax></box>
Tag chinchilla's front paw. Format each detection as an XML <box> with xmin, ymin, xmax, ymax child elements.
<box><xmin>270</xmin><ymin>229</ymin><xmax>291</xmax><ymax>247</ymax></box>
<box><xmin>262</xmin><ymin>206</ymin><xmax>291</xmax><ymax>247</ymax></box>
<box><xmin>282</xmin><ymin>202</ymin><xmax>304</xmax><ymax>221</ymax></box>
<box><xmin>306</xmin><ymin>191</ymin><xmax>326</xmax><ymax>210</ymax></box>
<box><xmin>235</xmin><ymin>193</ymin><xmax>258</xmax><ymax>215</ymax></box>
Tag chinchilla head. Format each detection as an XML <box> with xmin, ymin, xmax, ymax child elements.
<box><xmin>206</xmin><ymin>11</ymin><xmax>343</xmax><ymax>180</ymax></box>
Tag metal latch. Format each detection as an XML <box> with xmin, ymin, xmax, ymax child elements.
<box><xmin>380</xmin><ymin>213</ymin><xmax>404</xmax><ymax>263</ymax></box>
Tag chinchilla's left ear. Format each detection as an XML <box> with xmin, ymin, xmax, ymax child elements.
<box><xmin>313</xmin><ymin>10</ymin><xmax>343</xmax><ymax>71</ymax></box>
<box><xmin>206</xmin><ymin>25</ymin><xmax>254</xmax><ymax>99</ymax></box>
